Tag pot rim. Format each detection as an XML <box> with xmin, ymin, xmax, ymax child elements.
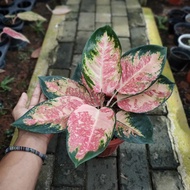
<box><xmin>178</xmin><ymin>34</ymin><xmax>190</xmax><ymax>49</ymax></box>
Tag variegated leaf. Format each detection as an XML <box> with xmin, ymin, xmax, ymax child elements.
<box><xmin>82</xmin><ymin>25</ymin><xmax>122</xmax><ymax>94</ymax></box>
<box><xmin>3</xmin><ymin>27</ymin><xmax>30</xmax><ymax>43</ymax></box>
<box><xmin>17</xmin><ymin>11</ymin><xmax>47</xmax><ymax>22</ymax></box>
<box><xmin>12</xmin><ymin>96</ymin><xmax>85</xmax><ymax>133</ymax></box>
<box><xmin>116</xmin><ymin>45</ymin><xmax>167</xmax><ymax>95</ymax></box>
<box><xmin>115</xmin><ymin>111</ymin><xmax>153</xmax><ymax>143</ymax></box>
<box><xmin>67</xmin><ymin>105</ymin><xmax>116</xmax><ymax>167</ymax></box>
<box><xmin>39</xmin><ymin>76</ymin><xmax>95</xmax><ymax>106</ymax></box>
<box><xmin>117</xmin><ymin>75</ymin><xmax>174</xmax><ymax>113</ymax></box>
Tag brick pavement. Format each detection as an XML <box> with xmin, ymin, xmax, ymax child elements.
<box><xmin>34</xmin><ymin>0</ymin><xmax>185</xmax><ymax>189</ymax></box>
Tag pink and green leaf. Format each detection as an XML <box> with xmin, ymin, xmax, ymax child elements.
<box><xmin>67</xmin><ymin>105</ymin><xmax>116</xmax><ymax>167</ymax></box>
<box><xmin>12</xmin><ymin>96</ymin><xmax>85</xmax><ymax>133</ymax></box>
<box><xmin>39</xmin><ymin>76</ymin><xmax>95</xmax><ymax>105</ymax></box>
<box><xmin>117</xmin><ymin>75</ymin><xmax>174</xmax><ymax>113</ymax></box>
<box><xmin>82</xmin><ymin>25</ymin><xmax>122</xmax><ymax>94</ymax></box>
<box><xmin>116</xmin><ymin>45</ymin><xmax>167</xmax><ymax>95</ymax></box>
<box><xmin>115</xmin><ymin>111</ymin><xmax>153</xmax><ymax>143</ymax></box>
<box><xmin>3</xmin><ymin>27</ymin><xmax>30</xmax><ymax>43</ymax></box>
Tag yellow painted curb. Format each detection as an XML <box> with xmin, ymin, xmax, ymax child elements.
<box><xmin>143</xmin><ymin>7</ymin><xmax>190</xmax><ymax>189</ymax></box>
<box><xmin>11</xmin><ymin>13</ymin><xmax>66</xmax><ymax>145</ymax></box>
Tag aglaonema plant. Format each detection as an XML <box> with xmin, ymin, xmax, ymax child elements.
<box><xmin>12</xmin><ymin>25</ymin><xmax>174</xmax><ymax>167</ymax></box>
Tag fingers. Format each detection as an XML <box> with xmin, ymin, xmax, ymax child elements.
<box><xmin>12</xmin><ymin>92</ymin><xmax>28</xmax><ymax>120</ymax></box>
<box><xmin>28</xmin><ymin>83</ymin><xmax>41</xmax><ymax>109</ymax></box>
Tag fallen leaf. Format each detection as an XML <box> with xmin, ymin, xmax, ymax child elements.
<box><xmin>0</xmin><ymin>69</ymin><xmax>5</xmax><ymax>73</ymax></box>
<box><xmin>31</xmin><ymin>47</ymin><xmax>41</xmax><ymax>58</ymax></box>
<box><xmin>52</xmin><ymin>5</ymin><xmax>71</xmax><ymax>15</ymax></box>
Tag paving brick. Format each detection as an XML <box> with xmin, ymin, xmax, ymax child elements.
<box><xmin>86</xmin><ymin>157</ymin><xmax>118</xmax><ymax>190</ymax></box>
<box><xmin>111</xmin><ymin>1</ymin><xmax>127</xmax><ymax>16</ymax></box>
<box><xmin>119</xmin><ymin>37</ymin><xmax>131</xmax><ymax>53</ymax></box>
<box><xmin>66</xmin><ymin>0</ymin><xmax>81</xmax><ymax>5</ymax></box>
<box><xmin>127</xmin><ymin>9</ymin><xmax>145</xmax><ymax>28</ymax></box>
<box><xmin>48</xmin><ymin>69</ymin><xmax>72</xmax><ymax>78</ymax></box>
<box><xmin>96</xmin><ymin>5</ymin><xmax>111</xmax><ymax>14</ymax></box>
<box><xmin>130</xmin><ymin>27</ymin><xmax>148</xmax><ymax>47</ymax></box>
<box><xmin>152</xmin><ymin>171</ymin><xmax>184</xmax><ymax>190</ymax></box>
<box><xmin>57</xmin><ymin>21</ymin><xmax>77</xmax><ymax>42</ymax></box>
<box><xmin>74</xmin><ymin>31</ymin><xmax>93</xmax><ymax>54</ymax></box>
<box><xmin>36</xmin><ymin>155</ymin><xmax>55</xmax><ymax>190</ymax></box>
<box><xmin>47</xmin><ymin>134</ymin><xmax>58</xmax><ymax>154</ymax></box>
<box><xmin>112</xmin><ymin>16</ymin><xmax>129</xmax><ymax>37</ymax></box>
<box><xmin>125</xmin><ymin>0</ymin><xmax>141</xmax><ymax>9</ymax></box>
<box><xmin>52</xmin><ymin>133</ymin><xmax>86</xmax><ymax>187</ymax></box>
<box><xmin>67</xmin><ymin>4</ymin><xmax>80</xmax><ymax>13</ymax></box>
<box><xmin>72</xmin><ymin>54</ymin><xmax>82</xmax><ymax>67</ymax></box>
<box><xmin>50</xmin><ymin>42</ymin><xmax>74</xmax><ymax>69</ymax></box>
<box><xmin>148</xmin><ymin>116</ymin><xmax>179</xmax><ymax>169</ymax></box>
<box><xmin>78</xmin><ymin>12</ymin><xmax>95</xmax><ymax>31</ymax></box>
<box><xmin>95</xmin><ymin>22</ymin><xmax>111</xmax><ymax>29</ymax></box>
<box><xmin>119</xmin><ymin>143</ymin><xmax>152</xmax><ymax>190</ymax></box>
<box><xmin>80</xmin><ymin>0</ymin><xmax>96</xmax><ymax>12</ymax></box>
<box><xmin>96</xmin><ymin>0</ymin><xmax>110</xmax><ymax>5</ymax></box>
<box><xmin>52</xmin><ymin>187</ymin><xmax>84</xmax><ymax>190</ymax></box>
<box><xmin>65</xmin><ymin>12</ymin><xmax>78</xmax><ymax>21</ymax></box>
<box><xmin>96</xmin><ymin>13</ymin><xmax>111</xmax><ymax>23</ymax></box>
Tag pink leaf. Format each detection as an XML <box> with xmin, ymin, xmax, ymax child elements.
<box><xmin>52</xmin><ymin>5</ymin><xmax>71</xmax><ymax>15</ymax></box>
<box><xmin>31</xmin><ymin>47</ymin><xmax>41</xmax><ymax>58</ymax></box>
<box><xmin>117</xmin><ymin>46</ymin><xmax>166</xmax><ymax>95</ymax></box>
<box><xmin>3</xmin><ymin>27</ymin><xmax>30</xmax><ymax>43</ymax></box>
<box><xmin>23</xmin><ymin>96</ymin><xmax>85</xmax><ymax>131</ymax></box>
<box><xmin>67</xmin><ymin>105</ymin><xmax>115</xmax><ymax>166</ymax></box>
<box><xmin>117</xmin><ymin>76</ymin><xmax>174</xmax><ymax>113</ymax></box>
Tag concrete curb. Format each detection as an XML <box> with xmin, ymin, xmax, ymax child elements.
<box><xmin>143</xmin><ymin>7</ymin><xmax>190</xmax><ymax>190</ymax></box>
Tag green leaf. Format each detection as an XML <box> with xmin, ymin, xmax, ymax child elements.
<box><xmin>82</xmin><ymin>25</ymin><xmax>122</xmax><ymax>94</ymax></box>
<box><xmin>12</xmin><ymin>96</ymin><xmax>85</xmax><ymax>134</ymax></box>
<box><xmin>115</xmin><ymin>111</ymin><xmax>153</xmax><ymax>144</ymax></box>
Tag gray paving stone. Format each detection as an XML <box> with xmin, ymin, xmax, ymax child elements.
<box><xmin>125</xmin><ymin>0</ymin><xmax>141</xmax><ymax>9</ymax></box>
<box><xmin>152</xmin><ymin>170</ymin><xmax>184</xmax><ymax>190</ymax></box>
<box><xmin>50</xmin><ymin>42</ymin><xmax>74</xmax><ymax>69</ymax></box>
<box><xmin>111</xmin><ymin>1</ymin><xmax>127</xmax><ymax>16</ymax></box>
<box><xmin>52</xmin><ymin>133</ymin><xmax>86</xmax><ymax>187</ymax></box>
<box><xmin>72</xmin><ymin>54</ymin><xmax>82</xmax><ymax>67</ymax></box>
<box><xmin>48</xmin><ymin>69</ymin><xmax>72</xmax><ymax>78</ymax></box>
<box><xmin>119</xmin><ymin>143</ymin><xmax>152</xmax><ymax>190</ymax></box>
<box><xmin>97</xmin><ymin>0</ymin><xmax>110</xmax><ymax>5</ymax></box>
<box><xmin>78</xmin><ymin>12</ymin><xmax>95</xmax><ymax>31</ymax></box>
<box><xmin>67</xmin><ymin>4</ymin><xmax>80</xmax><ymax>13</ymax></box>
<box><xmin>112</xmin><ymin>16</ymin><xmax>130</xmax><ymax>37</ymax></box>
<box><xmin>51</xmin><ymin>187</ymin><xmax>84</xmax><ymax>190</ymax></box>
<box><xmin>57</xmin><ymin>21</ymin><xmax>77</xmax><ymax>42</ymax></box>
<box><xmin>74</xmin><ymin>31</ymin><xmax>93</xmax><ymax>54</ymax></box>
<box><xmin>80</xmin><ymin>0</ymin><xmax>96</xmax><ymax>12</ymax></box>
<box><xmin>96</xmin><ymin>5</ymin><xmax>111</xmax><ymax>14</ymax></box>
<box><xmin>148</xmin><ymin>116</ymin><xmax>179</xmax><ymax>169</ymax></box>
<box><xmin>130</xmin><ymin>27</ymin><xmax>148</xmax><ymax>47</ymax></box>
<box><xmin>47</xmin><ymin>134</ymin><xmax>58</xmax><ymax>154</ymax></box>
<box><xmin>96</xmin><ymin>13</ymin><xmax>111</xmax><ymax>23</ymax></box>
<box><xmin>86</xmin><ymin>157</ymin><xmax>118</xmax><ymax>190</ymax></box>
<box><xmin>36</xmin><ymin>155</ymin><xmax>55</xmax><ymax>190</ymax></box>
<box><xmin>65</xmin><ymin>12</ymin><xmax>78</xmax><ymax>21</ymax></box>
<box><xmin>95</xmin><ymin>22</ymin><xmax>111</xmax><ymax>29</ymax></box>
<box><xmin>128</xmin><ymin>9</ymin><xmax>145</xmax><ymax>28</ymax></box>
<box><xmin>66</xmin><ymin>0</ymin><xmax>81</xmax><ymax>5</ymax></box>
<box><xmin>119</xmin><ymin>37</ymin><xmax>131</xmax><ymax>53</ymax></box>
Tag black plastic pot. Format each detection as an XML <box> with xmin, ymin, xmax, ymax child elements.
<box><xmin>174</xmin><ymin>22</ymin><xmax>190</xmax><ymax>45</ymax></box>
<box><xmin>168</xmin><ymin>46</ymin><xmax>190</xmax><ymax>72</ymax></box>
<box><xmin>0</xmin><ymin>34</ymin><xmax>10</xmax><ymax>69</ymax></box>
<box><xmin>182</xmin><ymin>6</ymin><xmax>190</xmax><ymax>14</ymax></box>
<box><xmin>167</xmin><ymin>9</ymin><xmax>187</xmax><ymax>34</ymax></box>
<box><xmin>0</xmin><ymin>0</ymin><xmax>36</xmax><ymax>15</ymax></box>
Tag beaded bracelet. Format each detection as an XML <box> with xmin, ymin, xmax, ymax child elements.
<box><xmin>5</xmin><ymin>146</ymin><xmax>47</xmax><ymax>162</ymax></box>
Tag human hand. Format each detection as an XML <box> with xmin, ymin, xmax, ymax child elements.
<box><xmin>12</xmin><ymin>84</ymin><xmax>53</xmax><ymax>152</ymax></box>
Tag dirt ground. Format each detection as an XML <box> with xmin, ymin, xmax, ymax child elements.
<box><xmin>0</xmin><ymin>0</ymin><xmax>190</xmax><ymax>160</ymax></box>
<box><xmin>0</xmin><ymin>1</ymin><xmax>53</xmax><ymax>159</ymax></box>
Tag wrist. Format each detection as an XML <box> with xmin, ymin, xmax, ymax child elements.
<box><xmin>14</xmin><ymin>131</ymin><xmax>49</xmax><ymax>154</ymax></box>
